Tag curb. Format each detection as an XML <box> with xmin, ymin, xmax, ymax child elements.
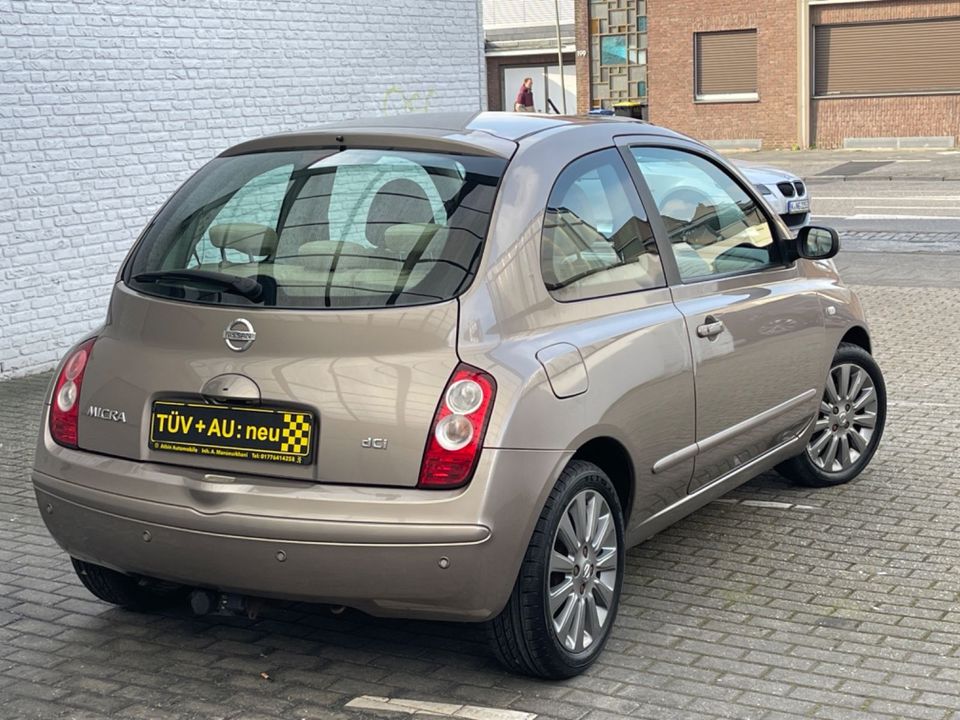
<box><xmin>806</xmin><ymin>175</ymin><xmax>959</xmax><ymax>183</ymax></box>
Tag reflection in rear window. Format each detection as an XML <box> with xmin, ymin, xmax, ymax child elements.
<box><xmin>124</xmin><ymin>149</ymin><xmax>506</xmax><ymax>309</ymax></box>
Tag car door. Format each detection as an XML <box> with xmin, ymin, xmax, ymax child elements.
<box><xmin>619</xmin><ymin>140</ymin><xmax>826</xmax><ymax>493</ymax></box>
<box><xmin>528</xmin><ymin>147</ymin><xmax>697</xmax><ymax>531</ymax></box>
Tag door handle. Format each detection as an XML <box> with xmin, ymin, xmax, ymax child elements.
<box><xmin>696</xmin><ymin>318</ymin><xmax>725</xmax><ymax>339</ymax></box>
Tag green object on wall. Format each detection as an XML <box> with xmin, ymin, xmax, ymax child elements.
<box><xmin>601</xmin><ymin>35</ymin><xmax>627</xmax><ymax>65</ymax></box>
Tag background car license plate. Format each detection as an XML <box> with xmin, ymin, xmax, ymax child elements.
<box><xmin>788</xmin><ymin>198</ymin><xmax>809</xmax><ymax>213</ymax></box>
<box><xmin>150</xmin><ymin>401</ymin><xmax>314</xmax><ymax>465</ymax></box>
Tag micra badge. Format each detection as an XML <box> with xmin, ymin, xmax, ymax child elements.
<box><xmin>86</xmin><ymin>406</ymin><xmax>127</xmax><ymax>423</ymax></box>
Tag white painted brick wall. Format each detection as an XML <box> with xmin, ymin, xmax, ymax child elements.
<box><xmin>0</xmin><ymin>0</ymin><xmax>486</xmax><ymax>378</ymax></box>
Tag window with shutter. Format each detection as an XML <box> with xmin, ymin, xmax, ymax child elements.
<box><xmin>814</xmin><ymin>18</ymin><xmax>960</xmax><ymax>97</ymax></box>
<box><xmin>695</xmin><ymin>30</ymin><xmax>758</xmax><ymax>101</ymax></box>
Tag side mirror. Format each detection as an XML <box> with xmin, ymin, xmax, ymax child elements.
<box><xmin>796</xmin><ymin>225</ymin><xmax>839</xmax><ymax>260</ymax></box>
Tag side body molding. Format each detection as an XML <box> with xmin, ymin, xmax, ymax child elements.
<box><xmin>652</xmin><ymin>388</ymin><xmax>818</xmax><ymax>475</ymax></box>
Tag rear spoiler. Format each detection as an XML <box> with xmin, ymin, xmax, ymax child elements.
<box><xmin>221</xmin><ymin>128</ymin><xmax>517</xmax><ymax>160</ymax></box>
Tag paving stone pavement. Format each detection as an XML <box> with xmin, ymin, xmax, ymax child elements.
<box><xmin>839</xmin><ymin>232</ymin><xmax>960</xmax><ymax>256</ymax></box>
<box><xmin>726</xmin><ymin>148</ymin><xmax>960</xmax><ymax>183</ymax></box>
<box><xmin>2</xmin><ymin>260</ymin><xmax>960</xmax><ymax>720</ymax></box>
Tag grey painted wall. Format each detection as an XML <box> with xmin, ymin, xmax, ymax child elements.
<box><xmin>0</xmin><ymin>0</ymin><xmax>485</xmax><ymax>377</ymax></box>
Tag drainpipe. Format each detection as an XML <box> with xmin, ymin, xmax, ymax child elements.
<box><xmin>555</xmin><ymin>0</ymin><xmax>568</xmax><ymax>113</ymax></box>
<box><xmin>798</xmin><ymin>0</ymin><xmax>811</xmax><ymax>148</ymax></box>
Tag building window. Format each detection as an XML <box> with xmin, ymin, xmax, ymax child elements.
<box><xmin>637</xmin><ymin>81</ymin><xmax>646</xmax><ymax>97</ymax></box>
<box><xmin>637</xmin><ymin>16</ymin><xmax>647</xmax><ymax>32</ymax></box>
<box><xmin>694</xmin><ymin>29</ymin><xmax>758</xmax><ymax>102</ymax></box>
<box><xmin>814</xmin><ymin>18</ymin><xmax>960</xmax><ymax>97</ymax></box>
<box><xmin>601</xmin><ymin>35</ymin><xmax>627</xmax><ymax>65</ymax></box>
<box><xmin>589</xmin><ymin>0</ymin><xmax>648</xmax><ymax>109</ymax></box>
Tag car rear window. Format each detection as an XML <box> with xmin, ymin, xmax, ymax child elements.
<box><xmin>124</xmin><ymin>148</ymin><xmax>506</xmax><ymax>309</ymax></box>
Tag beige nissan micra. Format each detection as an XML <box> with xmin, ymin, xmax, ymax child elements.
<box><xmin>33</xmin><ymin>112</ymin><xmax>886</xmax><ymax>678</ymax></box>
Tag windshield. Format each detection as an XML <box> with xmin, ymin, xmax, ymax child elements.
<box><xmin>124</xmin><ymin>148</ymin><xmax>506</xmax><ymax>309</ymax></box>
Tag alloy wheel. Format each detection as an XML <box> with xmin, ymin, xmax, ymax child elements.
<box><xmin>547</xmin><ymin>489</ymin><xmax>619</xmax><ymax>654</ymax></box>
<box><xmin>806</xmin><ymin>362</ymin><xmax>879</xmax><ymax>473</ymax></box>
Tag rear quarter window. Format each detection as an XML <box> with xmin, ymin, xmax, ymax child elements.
<box><xmin>540</xmin><ymin>148</ymin><xmax>665</xmax><ymax>302</ymax></box>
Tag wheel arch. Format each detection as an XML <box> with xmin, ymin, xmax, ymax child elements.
<box><xmin>840</xmin><ymin>325</ymin><xmax>871</xmax><ymax>354</ymax></box>
<box><xmin>570</xmin><ymin>436</ymin><xmax>635</xmax><ymax>524</ymax></box>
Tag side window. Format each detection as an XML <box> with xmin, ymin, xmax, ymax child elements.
<box><xmin>541</xmin><ymin>149</ymin><xmax>665</xmax><ymax>302</ymax></box>
<box><xmin>629</xmin><ymin>147</ymin><xmax>777</xmax><ymax>281</ymax></box>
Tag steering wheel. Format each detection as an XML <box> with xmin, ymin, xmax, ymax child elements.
<box><xmin>658</xmin><ymin>186</ymin><xmax>722</xmax><ymax>245</ymax></box>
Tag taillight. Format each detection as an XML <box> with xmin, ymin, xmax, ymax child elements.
<box><xmin>418</xmin><ymin>363</ymin><xmax>496</xmax><ymax>489</ymax></box>
<box><xmin>50</xmin><ymin>338</ymin><xmax>96</xmax><ymax>448</ymax></box>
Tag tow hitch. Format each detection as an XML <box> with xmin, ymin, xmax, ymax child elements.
<box><xmin>189</xmin><ymin>589</ymin><xmax>264</xmax><ymax>619</ymax></box>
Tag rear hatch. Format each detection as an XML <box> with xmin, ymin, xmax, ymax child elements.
<box><xmin>76</xmin><ymin>145</ymin><xmax>507</xmax><ymax>487</ymax></box>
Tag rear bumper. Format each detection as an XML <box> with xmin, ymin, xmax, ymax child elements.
<box><xmin>33</xmin><ymin>444</ymin><xmax>569</xmax><ymax>621</ymax></box>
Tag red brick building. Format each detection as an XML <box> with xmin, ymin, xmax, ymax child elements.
<box><xmin>809</xmin><ymin>1</ymin><xmax>960</xmax><ymax>149</ymax></box>
<box><xmin>575</xmin><ymin>0</ymin><xmax>960</xmax><ymax>149</ymax></box>
<box><xmin>573</xmin><ymin>0</ymin><xmax>650</xmax><ymax>114</ymax></box>
<box><xmin>645</xmin><ymin>0</ymin><xmax>798</xmax><ymax>149</ymax></box>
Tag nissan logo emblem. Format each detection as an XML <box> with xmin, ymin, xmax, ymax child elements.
<box><xmin>223</xmin><ymin>318</ymin><xmax>256</xmax><ymax>352</ymax></box>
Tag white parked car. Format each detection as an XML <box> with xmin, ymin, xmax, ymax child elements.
<box><xmin>735</xmin><ymin>161</ymin><xmax>811</xmax><ymax>230</ymax></box>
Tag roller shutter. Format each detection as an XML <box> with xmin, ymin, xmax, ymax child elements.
<box><xmin>695</xmin><ymin>30</ymin><xmax>758</xmax><ymax>98</ymax></box>
<box><xmin>815</xmin><ymin>18</ymin><xmax>960</xmax><ymax>96</ymax></box>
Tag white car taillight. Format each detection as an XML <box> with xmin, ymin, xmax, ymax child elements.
<box><xmin>418</xmin><ymin>364</ymin><xmax>496</xmax><ymax>489</ymax></box>
<box><xmin>50</xmin><ymin>338</ymin><xmax>96</xmax><ymax>448</ymax></box>
<box><xmin>435</xmin><ymin>414</ymin><xmax>474</xmax><ymax>451</ymax></box>
<box><xmin>445</xmin><ymin>379</ymin><xmax>485</xmax><ymax>415</ymax></box>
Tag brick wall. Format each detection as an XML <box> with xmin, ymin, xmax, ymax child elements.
<box><xmin>812</xmin><ymin>94</ymin><xmax>960</xmax><ymax>149</ymax></box>
<box><xmin>486</xmin><ymin>52</ymin><xmax>575</xmax><ymax>111</ymax></box>
<box><xmin>575</xmin><ymin>0</ymin><xmax>590</xmax><ymax>114</ymax></box>
<box><xmin>646</xmin><ymin>0</ymin><xmax>799</xmax><ymax>149</ymax></box>
<box><xmin>813</xmin><ymin>0</ymin><xmax>960</xmax><ymax>23</ymax></box>
<box><xmin>811</xmin><ymin>0</ymin><xmax>960</xmax><ymax>149</ymax></box>
<box><xmin>0</xmin><ymin>0</ymin><xmax>485</xmax><ymax>379</ymax></box>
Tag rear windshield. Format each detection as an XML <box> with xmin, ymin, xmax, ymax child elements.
<box><xmin>124</xmin><ymin>148</ymin><xmax>506</xmax><ymax>309</ymax></box>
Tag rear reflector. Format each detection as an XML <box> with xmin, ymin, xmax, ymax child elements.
<box><xmin>418</xmin><ymin>363</ymin><xmax>496</xmax><ymax>489</ymax></box>
<box><xmin>50</xmin><ymin>338</ymin><xmax>97</xmax><ymax>448</ymax></box>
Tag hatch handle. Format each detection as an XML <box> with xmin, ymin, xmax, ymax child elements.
<box><xmin>200</xmin><ymin>374</ymin><xmax>261</xmax><ymax>404</ymax></box>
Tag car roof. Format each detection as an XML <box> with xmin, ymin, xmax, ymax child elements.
<box><xmin>220</xmin><ymin>111</ymin><xmax>685</xmax><ymax>159</ymax></box>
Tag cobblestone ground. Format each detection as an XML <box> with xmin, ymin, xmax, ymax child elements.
<box><xmin>840</xmin><ymin>231</ymin><xmax>960</xmax><ymax>256</ymax></box>
<box><xmin>1</xmin><ymin>260</ymin><xmax>959</xmax><ymax>720</ymax></box>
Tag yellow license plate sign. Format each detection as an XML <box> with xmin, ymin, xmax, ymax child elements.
<box><xmin>150</xmin><ymin>401</ymin><xmax>314</xmax><ymax>465</ymax></box>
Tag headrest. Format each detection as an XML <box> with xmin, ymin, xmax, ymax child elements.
<box><xmin>208</xmin><ymin>224</ymin><xmax>278</xmax><ymax>256</ymax></box>
<box><xmin>297</xmin><ymin>240</ymin><xmax>354</xmax><ymax>271</ymax></box>
<box><xmin>365</xmin><ymin>179</ymin><xmax>435</xmax><ymax>247</ymax></box>
<box><xmin>382</xmin><ymin>223</ymin><xmax>442</xmax><ymax>254</ymax></box>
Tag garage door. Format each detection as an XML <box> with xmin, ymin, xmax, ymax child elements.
<box><xmin>814</xmin><ymin>17</ymin><xmax>960</xmax><ymax>96</ymax></box>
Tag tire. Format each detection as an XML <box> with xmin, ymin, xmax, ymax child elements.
<box><xmin>777</xmin><ymin>342</ymin><xmax>886</xmax><ymax>488</ymax></box>
<box><xmin>487</xmin><ymin>460</ymin><xmax>624</xmax><ymax>679</ymax></box>
<box><xmin>71</xmin><ymin>558</ymin><xmax>187</xmax><ymax>611</ymax></box>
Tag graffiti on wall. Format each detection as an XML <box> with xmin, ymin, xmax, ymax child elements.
<box><xmin>381</xmin><ymin>86</ymin><xmax>437</xmax><ymax>114</ymax></box>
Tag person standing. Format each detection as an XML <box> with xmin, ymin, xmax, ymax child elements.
<box><xmin>514</xmin><ymin>77</ymin><xmax>535</xmax><ymax>112</ymax></box>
